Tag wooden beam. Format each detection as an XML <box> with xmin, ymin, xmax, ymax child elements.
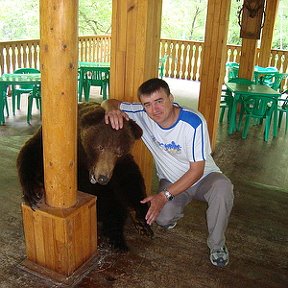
<box><xmin>198</xmin><ymin>0</ymin><xmax>231</xmax><ymax>150</ymax></box>
<box><xmin>110</xmin><ymin>0</ymin><xmax>162</xmax><ymax>194</ymax></box>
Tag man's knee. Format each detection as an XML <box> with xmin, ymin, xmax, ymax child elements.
<box><xmin>209</xmin><ymin>174</ymin><xmax>234</xmax><ymax>204</ymax></box>
<box><xmin>156</xmin><ymin>210</ymin><xmax>175</xmax><ymax>226</ymax></box>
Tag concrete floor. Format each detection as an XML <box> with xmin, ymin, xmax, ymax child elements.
<box><xmin>0</xmin><ymin>79</ymin><xmax>287</xmax><ymax>287</ymax></box>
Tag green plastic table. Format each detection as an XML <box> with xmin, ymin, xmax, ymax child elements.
<box><xmin>78</xmin><ymin>62</ymin><xmax>110</xmax><ymax>102</ymax></box>
<box><xmin>0</xmin><ymin>73</ymin><xmax>41</xmax><ymax>125</ymax></box>
<box><xmin>225</xmin><ymin>82</ymin><xmax>281</xmax><ymax>136</ymax></box>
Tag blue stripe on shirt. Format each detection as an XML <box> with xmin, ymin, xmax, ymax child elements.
<box><xmin>180</xmin><ymin>109</ymin><xmax>205</xmax><ymax>161</ymax></box>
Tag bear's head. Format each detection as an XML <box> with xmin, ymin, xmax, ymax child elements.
<box><xmin>79</xmin><ymin>105</ymin><xmax>142</xmax><ymax>185</ymax></box>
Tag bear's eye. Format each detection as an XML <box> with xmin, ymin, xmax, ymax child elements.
<box><xmin>97</xmin><ymin>145</ymin><xmax>104</xmax><ymax>152</ymax></box>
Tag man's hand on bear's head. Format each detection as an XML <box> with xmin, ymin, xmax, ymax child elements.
<box><xmin>104</xmin><ymin>109</ymin><xmax>130</xmax><ymax>130</ymax></box>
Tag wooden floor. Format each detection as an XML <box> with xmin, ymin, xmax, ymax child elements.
<box><xmin>0</xmin><ymin>79</ymin><xmax>287</xmax><ymax>288</ymax></box>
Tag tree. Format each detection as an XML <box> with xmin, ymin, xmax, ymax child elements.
<box><xmin>79</xmin><ymin>0</ymin><xmax>112</xmax><ymax>35</ymax></box>
<box><xmin>0</xmin><ymin>0</ymin><xmax>287</xmax><ymax>50</ymax></box>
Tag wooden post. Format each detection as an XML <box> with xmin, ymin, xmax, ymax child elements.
<box><xmin>198</xmin><ymin>0</ymin><xmax>231</xmax><ymax>150</ymax></box>
<box><xmin>110</xmin><ymin>0</ymin><xmax>162</xmax><ymax>194</ymax></box>
<box><xmin>40</xmin><ymin>0</ymin><xmax>78</xmax><ymax>208</ymax></box>
<box><xmin>238</xmin><ymin>0</ymin><xmax>266</xmax><ymax>79</ymax></box>
<box><xmin>258</xmin><ymin>0</ymin><xmax>279</xmax><ymax>67</ymax></box>
<box><xmin>238</xmin><ymin>38</ymin><xmax>258</xmax><ymax>80</ymax></box>
<box><xmin>21</xmin><ymin>0</ymin><xmax>97</xmax><ymax>282</ymax></box>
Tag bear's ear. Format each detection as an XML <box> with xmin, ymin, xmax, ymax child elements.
<box><xmin>127</xmin><ymin>119</ymin><xmax>143</xmax><ymax>139</ymax></box>
<box><xmin>80</xmin><ymin>107</ymin><xmax>105</xmax><ymax>128</ymax></box>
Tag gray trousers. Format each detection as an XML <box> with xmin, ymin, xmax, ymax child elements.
<box><xmin>156</xmin><ymin>172</ymin><xmax>234</xmax><ymax>250</ymax></box>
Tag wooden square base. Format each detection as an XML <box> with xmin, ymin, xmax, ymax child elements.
<box><xmin>21</xmin><ymin>191</ymin><xmax>97</xmax><ymax>278</ymax></box>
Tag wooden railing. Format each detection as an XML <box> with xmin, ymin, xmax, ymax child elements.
<box><xmin>1</xmin><ymin>35</ymin><xmax>288</xmax><ymax>85</ymax></box>
<box><xmin>0</xmin><ymin>35</ymin><xmax>111</xmax><ymax>74</ymax></box>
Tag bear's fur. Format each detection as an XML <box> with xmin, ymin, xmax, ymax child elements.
<box><xmin>17</xmin><ymin>102</ymin><xmax>153</xmax><ymax>251</ymax></box>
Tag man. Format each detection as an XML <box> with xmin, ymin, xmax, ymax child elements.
<box><xmin>101</xmin><ymin>78</ymin><xmax>234</xmax><ymax>267</ymax></box>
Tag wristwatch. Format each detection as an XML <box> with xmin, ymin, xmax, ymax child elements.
<box><xmin>163</xmin><ymin>187</ymin><xmax>175</xmax><ymax>201</ymax></box>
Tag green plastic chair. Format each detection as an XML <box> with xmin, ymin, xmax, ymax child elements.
<box><xmin>82</xmin><ymin>68</ymin><xmax>109</xmax><ymax>101</ymax></box>
<box><xmin>238</xmin><ymin>94</ymin><xmax>277</xmax><ymax>141</ymax></box>
<box><xmin>12</xmin><ymin>68</ymin><xmax>40</xmax><ymax>115</ymax></box>
<box><xmin>0</xmin><ymin>88</ymin><xmax>9</xmax><ymax>125</ymax></box>
<box><xmin>271</xmin><ymin>73</ymin><xmax>288</xmax><ymax>91</ymax></box>
<box><xmin>226</xmin><ymin>62</ymin><xmax>239</xmax><ymax>80</ymax></box>
<box><xmin>159</xmin><ymin>55</ymin><xmax>168</xmax><ymax>79</ymax></box>
<box><xmin>27</xmin><ymin>85</ymin><xmax>41</xmax><ymax>124</ymax></box>
<box><xmin>219</xmin><ymin>91</ymin><xmax>233</xmax><ymax>123</ymax></box>
<box><xmin>220</xmin><ymin>77</ymin><xmax>254</xmax><ymax>124</ymax></box>
<box><xmin>277</xmin><ymin>92</ymin><xmax>288</xmax><ymax>133</ymax></box>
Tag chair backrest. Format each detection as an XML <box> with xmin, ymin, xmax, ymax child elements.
<box><xmin>226</xmin><ymin>62</ymin><xmax>239</xmax><ymax>80</ymax></box>
<box><xmin>278</xmin><ymin>93</ymin><xmax>288</xmax><ymax>109</ymax></box>
<box><xmin>228</xmin><ymin>77</ymin><xmax>254</xmax><ymax>85</ymax></box>
<box><xmin>271</xmin><ymin>73</ymin><xmax>288</xmax><ymax>91</ymax></box>
<box><xmin>242</xmin><ymin>95</ymin><xmax>277</xmax><ymax>118</ymax></box>
<box><xmin>13</xmin><ymin>68</ymin><xmax>40</xmax><ymax>89</ymax></box>
<box><xmin>13</xmin><ymin>68</ymin><xmax>40</xmax><ymax>74</ymax></box>
<box><xmin>254</xmin><ymin>71</ymin><xmax>279</xmax><ymax>87</ymax></box>
<box><xmin>254</xmin><ymin>66</ymin><xmax>278</xmax><ymax>73</ymax></box>
<box><xmin>86</xmin><ymin>68</ymin><xmax>109</xmax><ymax>87</ymax></box>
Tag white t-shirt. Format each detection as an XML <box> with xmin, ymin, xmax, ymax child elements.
<box><xmin>120</xmin><ymin>102</ymin><xmax>221</xmax><ymax>186</ymax></box>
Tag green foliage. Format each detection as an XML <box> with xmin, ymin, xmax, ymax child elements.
<box><xmin>79</xmin><ymin>0</ymin><xmax>112</xmax><ymax>35</ymax></box>
<box><xmin>0</xmin><ymin>0</ymin><xmax>39</xmax><ymax>40</ymax></box>
<box><xmin>161</xmin><ymin>0</ymin><xmax>207</xmax><ymax>41</ymax></box>
<box><xmin>0</xmin><ymin>0</ymin><xmax>287</xmax><ymax>50</ymax></box>
<box><xmin>0</xmin><ymin>0</ymin><xmax>112</xmax><ymax>41</ymax></box>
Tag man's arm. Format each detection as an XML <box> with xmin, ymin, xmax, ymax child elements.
<box><xmin>101</xmin><ymin>99</ymin><xmax>129</xmax><ymax>130</ymax></box>
<box><xmin>141</xmin><ymin>160</ymin><xmax>205</xmax><ymax>225</ymax></box>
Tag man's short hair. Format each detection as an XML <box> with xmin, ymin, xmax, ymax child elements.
<box><xmin>137</xmin><ymin>78</ymin><xmax>170</xmax><ymax>100</ymax></box>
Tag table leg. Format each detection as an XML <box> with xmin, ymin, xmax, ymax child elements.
<box><xmin>273</xmin><ymin>102</ymin><xmax>278</xmax><ymax>137</ymax></box>
<box><xmin>0</xmin><ymin>84</ymin><xmax>5</xmax><ymax>125</ymax></box>
<box><xmin>78</xmin><ymin>69</ymin><xmax>84</xmax><ymax>102</ymax></box>
<box><xmin>228</xmin><ymin>93</ymin><xmax>239</xmax><ymax>135</ymax></box>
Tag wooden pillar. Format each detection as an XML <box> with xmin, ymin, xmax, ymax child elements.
<box><xmin>238</xmin><ymin>38</ymin><xmax>258</xmax><ymax>80</ymax></box>
<box><xmin>41</xmin><ymin>0</ymin><xmax>78</xmax><ymax>208</ymax></box>
<box><xmin>21</xmin><ymin>0</ymin><xmax>97</xmax><ymax>282</ymax></box>
<box><xmin>198</xmin><ymin>0</ymin><xmax>231</xmax><ymax>150</ymax></box>
<box><xmin>110</xmin><ymin>0</ymin><xmax>162</xmax><ymax>193</ymax></box>
<box><xmin>258</xmin><ymin>0</ymin><xmax>279</xmax><ymax>67</ymax></box>
<box><xmin>238</xmin><ymin>0</ymin><xmax>266</xmax><ymax>79</ymax></box>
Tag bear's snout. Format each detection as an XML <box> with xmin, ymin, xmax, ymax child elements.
<box><xmin>90</xmin><ymin>171</ymin><xmax>112</xmax><ymax>185</ymax></box>
<box><xmin>97</xmin><ymin>175</ymin><xmax>109</xmax><ymax>185</ymax></box>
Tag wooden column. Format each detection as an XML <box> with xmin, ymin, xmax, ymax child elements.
<box><xmin>238</xmin><ymin>38</ymin><xmax>258</xmax><ymax>80</ymax></box>
<box><xmin>21</xmin><ymin>0</ymin><xmax>97</xmax><ymax>282</ymax></box>
<box><xmin>238</xmin><ymin>0</ymin><xmax>266</xmax><ymax>79</ymax></box>
<box><xmin>198</xmin><ymin>0</ymin><xmax>231</xmax><ymax>150</ymax></box>
<box><xmin>110</xmin><ymin>0</ymin><xmax>162</xmax><ymax>194</ymax></box>
<box><xmin>41</xmin><ymin>0</ymin><xmax>78</xmax><ymax>208</ymax></box>
<box><xmin>258</xmin><ymin>0</ymin><xmax>279</xmax><ymax>67</ymax></box>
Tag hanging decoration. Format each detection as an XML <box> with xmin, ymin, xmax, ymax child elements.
<box><xmin>237</xmin><ymin>0</ymin><xmax>266</xmax><ymax>39</ymax></box>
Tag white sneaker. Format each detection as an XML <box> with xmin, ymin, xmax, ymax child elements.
<box><xmin>210</xmin><ymin>245</ymin><xmax>229</xmax><ymax>267</ymax></box>
<box><xmin>163</xmin><ymin>222</ymin><xmax>177</xmax><ymax>230</ymax></box>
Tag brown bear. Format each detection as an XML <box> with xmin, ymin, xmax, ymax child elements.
<box><xmin>17</xmin><ymin>102</ymin><xmax>153</xmax><ymax>251</ymax></box>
